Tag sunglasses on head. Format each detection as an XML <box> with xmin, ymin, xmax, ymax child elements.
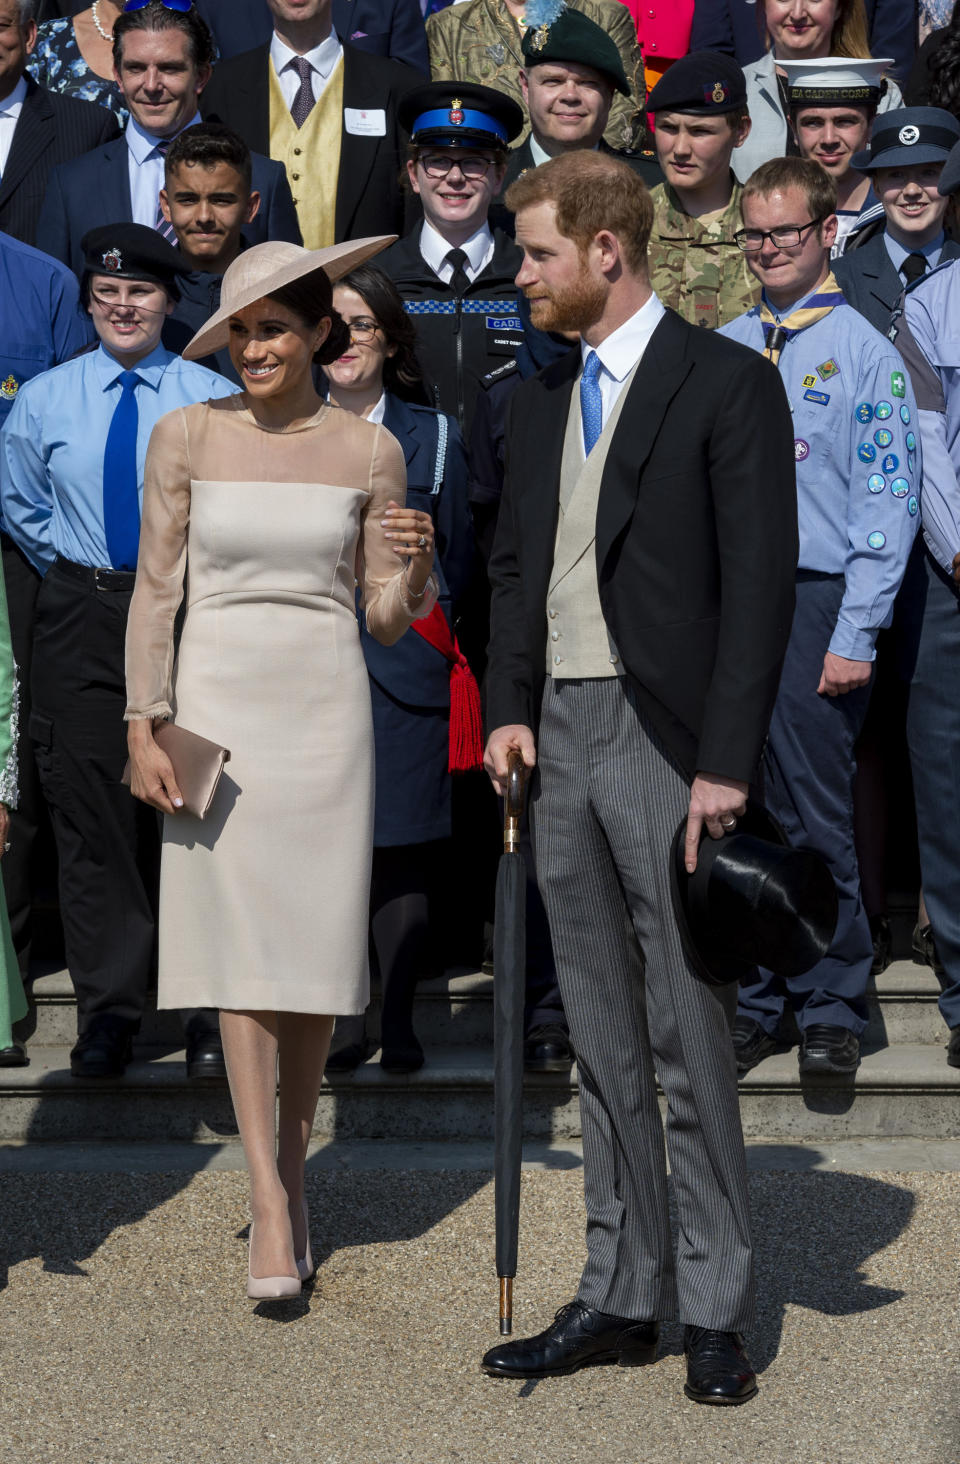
<box><xmin>123</xmin><ymin>0</ymin><xmax>194</xmax><ymax>13</ymax></box>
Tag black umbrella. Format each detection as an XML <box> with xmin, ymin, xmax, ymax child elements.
<box><xmin>494</xmin><ymin>749</ymin><xmax>527</xmax><ymax>1334</ymax></box>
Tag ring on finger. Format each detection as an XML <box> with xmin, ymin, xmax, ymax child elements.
<box><xmin>721</xmin><ymin>816</ymin><xmax>737</xmax><ymax>829</ymax></box>
<box><xmin>417</xmin><ymin>534</ymin><xmax>428</xmax><ymax>550</ymax></box>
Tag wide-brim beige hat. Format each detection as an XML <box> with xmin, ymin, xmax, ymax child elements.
<box><xmin>182</xmin><ymin>235</ymin><xmax>397</xmax><ymax>361</ymax></box>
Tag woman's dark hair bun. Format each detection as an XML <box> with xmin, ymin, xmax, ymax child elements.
<box><xmin>315</xmin><ymin>311</ymin><xmax>351</xmax><ymax>366</ymax></box>
<box><xmin>267</xmin><ymin>268</ymin><xmax>349</xmax><ymax>367</ymax></box>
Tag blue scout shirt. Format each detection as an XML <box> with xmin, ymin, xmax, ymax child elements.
<box><xmin>0</xmin><ymin>344</ymin><xmax>238</xmax><ymax>575</ymax></box>
<box><xmin>721</xmin><ymin>290</ymin><xmax>919</xmax><ymax>661</ymax></box>
<box><xmin>0</xmin><ymin>231</ymin><xmax>94</xmax><ymax>439</ymax></box>
<box><xmin>893</xmin><ymin>258</ymin><xmax>960</xmax><ymax>574</ymax></box>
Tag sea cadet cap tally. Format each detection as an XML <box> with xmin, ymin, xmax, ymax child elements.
<box><xmin>399</xmin><ymin>82</ymin><xmax>524</xmax><ymax>151</ymax></box>
<box><xmin>519</xmin><ymin>0</ymin><xmax>631</xmax><ymax>98</ymax></box>
<box><xmin>80</xmin><ymin>223</ymin><xmax>185</xmax><ymax>297</ymax></box>
<box><xmin>646</xmin><ymin>49</ymin><xmax>747</xmax><ymax>116</ymax></box>
<box><xmin>779</xmin><ymin>56</ymin><xmax>894</xmax><ymax>106</ymax></box>
<box><xmin>851</xmin><ymin>106</ymin><xmax>960</xmax><ymax>174</ymax></box>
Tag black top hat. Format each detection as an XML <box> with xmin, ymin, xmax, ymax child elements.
<box><xmin>669</xmin><ymin>803</ymin><xmax>839</xmax><ymax>987</ymax></box>
<box><xmin>399</xmin><ymin>82</ymin><xmax>524</xmax><ymax>151</ymax></box>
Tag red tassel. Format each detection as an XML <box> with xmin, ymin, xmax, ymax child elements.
<box><xmin>411</xmin><ymin>605</ymin><xmax>484</xmax><ymax>773</ymax></box>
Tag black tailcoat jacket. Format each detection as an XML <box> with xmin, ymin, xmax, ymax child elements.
<box><xmin>486</xmin><ymin>308</ymin><xmax>799</xmax><ymax>784</ymax></box>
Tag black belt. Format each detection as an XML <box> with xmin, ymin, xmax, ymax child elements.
<box><xmin>52</xmin><ymin>556</ymin><xmax>137</xmax><ymax>592</ymax></box>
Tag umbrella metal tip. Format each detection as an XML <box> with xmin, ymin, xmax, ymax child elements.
<box><xmin>499</xmin><ymin>1318</ymin><xmax>513</xmax><ymax>1335</ymax></box>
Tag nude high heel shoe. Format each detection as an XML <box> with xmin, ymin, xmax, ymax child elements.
<box><xmin>296</xmin><ymin>1198</ymin><xmax>315</xmax><ymax>1284</ymax></box>
<box><xmin>246</xmin><ymin>1224</ymin><xmax>301</xmax><ymax>1300</ymax></box>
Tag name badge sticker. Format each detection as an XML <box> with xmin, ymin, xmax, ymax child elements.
<box><xmin>344</xmin><ymin>107</ymin><xmax>386</xmax><ymax>136</ymax></box>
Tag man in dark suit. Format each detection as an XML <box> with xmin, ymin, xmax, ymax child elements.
<box><xmin>35</xmin><ymin>0</ymin><xmax>300</xmax><ymax>276</ymax></box>
<box><xmin>195</xmin><ymin>0</ymin><xmax>429</xmax><ymax>75</ymax></box>
<box><xmin>479</xmin><ymin>150</ymin><xmax>797</xmax><ymax>1404</ymax></box>
<box><xmin>835</xmin><ymin>106</ymin><xmax>960</xmax><ymax>334</ymax></box>
<box><xmin>0</xmin><ymin>0</ymin><xmax>118</xmax><ymax>245</ymax></box>
<box><xmin>200</xmin><ymin>0</ymin><xmax>420</xmax><ymax>246</ymax></box>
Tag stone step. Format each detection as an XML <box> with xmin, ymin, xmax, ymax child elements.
<box><xmin>20</xmin><ymin>958</ymin><xmax>951</xmax><ymax>1050</ymax></box>
<box><xmin>2</xmin><ymin>1040</ymin><xmax>957</xmax><ymax>1143</ymax></box>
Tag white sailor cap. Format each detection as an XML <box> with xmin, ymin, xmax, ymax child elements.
<box><xmin>779</xmin><ymin>56</ymin><xmax>894</xmax><ymax>105</ymax></box>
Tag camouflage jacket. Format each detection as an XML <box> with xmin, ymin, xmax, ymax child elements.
<box><xmin>426</xmin><ymin>0</ymin><xmax>646</xmax><ymax>152</ymax></box>
<box><xmin>647</xmin><ymin>179</ymin><xmax>761</xmax><ymax>331</ymax></box>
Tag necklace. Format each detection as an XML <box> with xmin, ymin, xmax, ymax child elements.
<box><xmin>90</xmin><ymin>1</ymin><xmax>114</xmax><ymax>42</ymax></box>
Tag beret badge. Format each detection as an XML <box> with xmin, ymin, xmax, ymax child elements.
<box><xmin>706</xmin><ymin>79</ymin><xmax>729</xmax><ymax>105</ymax></box>
<box><xmin>524</xmin><ymin>0</ymin><xmax>566</xmax><ymax>52</ymax></box>
<box><xmin>102</xmin><ymin>248</ymin><xmax>123</xmax><ymax>272</ymax></box>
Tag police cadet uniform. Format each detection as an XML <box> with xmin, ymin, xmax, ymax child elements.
<box><xmin>721</xmin><ymin>270</ymin><xmax>919</xmax><ymax>1071</ymax></box>
<box><xmin>376</xmin><ymin>83</ymin><xmax>526</xmax><ymax>440</ymax></box>
<box><xmin>646</xmin><ymin>52</ymin><xmax>761</xmax><ymax>330</ymax></box>
<box><xmin>0</xmin><ymin>233</ymin><xmax>94</xmax><ymax>1065</ymax></box>
<box><xmin>0</xmin><ymin>225</ymin><xmax>238</xmax><ymax>1080</ymax></box>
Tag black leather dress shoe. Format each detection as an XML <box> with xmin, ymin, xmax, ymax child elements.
<box><xmin>798</xmin><ymin>1023</ymin><xmax>860</xmax><ymax>1075</ymax></box>
<box><xmin>912</xmin><ymin>922</ymin><xmax>944</xmax><ymax>977</ymax></box>
<box><xmin>523</xmin><ymin>1023</ymin><xmax>574</xmax><ymax>1074</ymax></box>
<box><xmin>481</xmin><ymin>1300</ymin><xmax>659</xmax><ymax>1378</ymax></box>
<box><xmin>380</xmin><ymin>1033</ymin><xmax>424</xmax><ymax>1074</ymax></box>
<box><xmin>0</xmin><ymin>1039</ymin><xmax>28</xmax><ymax>1067</ymax></box>
<box><xmin>70</xmin><ymin>1015</ymin><xmax>134</xmax><ymax>1078</ymax></box>
<box><xmin>185</xmin><ymin>1030</ymin><xmax>226</xmax><ymax>1080</ymax></box>
<box><xmin>325</xmin><ymin>1040</ymin><xmax>371</xmax><ymax>1074</ymax></box>
<box><xmin>870</xmin><ymin>914</ymin><xmax>892</xmax><ymax>976</ymax></box>
<box><xmin>947</xmin><ymin>1028</ymin><xmax>960</xmax><ymax>1069</ymax></box>
<box><xmin>731</xmin><ymin>1017</ymin><xmax>777</xmax><ymax>1075</ymax></box>
<box><xmin>683</xmin><ymin>1326</ymin><xmax>757</xmax><ymax>1405</ymax></box>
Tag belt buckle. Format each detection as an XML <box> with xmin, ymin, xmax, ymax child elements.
<box><xmin>93</xmin><ymin>566</ymin><xmax>111</xmax><ymax>591</ymax></box>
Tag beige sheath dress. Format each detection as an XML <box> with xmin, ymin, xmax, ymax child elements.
<box><xmin>124</xmin><ymin>396</ymin><xmax>435</xmax><ymax>1015</ymax></box>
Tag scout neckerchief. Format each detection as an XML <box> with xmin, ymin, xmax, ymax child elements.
<box><xmin>760</xmin><ymin>272</ymin><xmax>846</xmax><ymax>366</ymax></box>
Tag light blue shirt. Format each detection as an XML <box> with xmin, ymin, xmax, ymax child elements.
<box><xmin>883</xmin><ymin>230</ymin><xmax>944</xmax><ymax>281</ymax></box>
<box><xmin>720</xmin><ymin>290</ymin><xmax>919</xmax><ymax>660</ymax></box>
<box><xmin>0</xmin><ymin>343</ymin><xmax>238</xmax><ymax>573</ymax></box>
<box><xmin>125</xmin><ymin>110</ymin><xmax>202</xmax><ymax>228</ymax></box>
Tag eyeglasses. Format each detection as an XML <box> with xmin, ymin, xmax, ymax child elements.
<box><xmin>733</xmin><ymin>216</ymin><xmax>827</xmax><ymax>252</ymax></box>
<box><xmin>123</xmin><ymin>0</ymin><xmax>193</xmax><ymax>13</ymax></box>
<box><xmin>419</xmin><ymin>154</ymin><xmax>497</xmax><ymax>180</ymax></box>
<box><xmin>347</xmin><ymin>319</ymin><xmax>381</xmax><ymax>341</ymax></box>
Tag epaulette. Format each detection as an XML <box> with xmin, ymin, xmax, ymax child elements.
<box><xmin>478</xmin><ymin>358</ymin><xmax>520</xmax><ymax>389</ymax></box>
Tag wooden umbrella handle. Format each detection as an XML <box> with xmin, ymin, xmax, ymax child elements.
<box><xmin>504</xmin><ymin>750</ymin><xmax>526</xmax><ymax>853</ymax></box>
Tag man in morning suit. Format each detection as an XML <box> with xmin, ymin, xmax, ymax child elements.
<box><xmin>0</xmin><ymin>0</ymin><xmax>118</xmax><ymax>246</ymax></box>
<box><xmin>35</xmin><ymin>0</ymin><xmax>301</xmax><ymax>277</ymax></box>
<box><xmin>194</xmin><ymin>0</ymin><xmax>429</xmax><ymax>75</ymax></box>
<box><xmin>199</xmin><ymin>0</ymin><xmax>421</xmax><ymax>248</ymax></box>
<box><xmin>480</xmin><ymin>150</ymin><xmax>798</xmax><ymax>1404</ymax></box>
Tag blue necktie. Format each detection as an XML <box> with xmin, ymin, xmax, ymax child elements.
<box><xmin>103</xmin><ymin>370</ymin><xmax>142</xmax><ymax>571</ymax></box>
<box><xmin>580</xmin><ymin>350</ymin><xmax>603</xmax><ymax>456</ymax></box>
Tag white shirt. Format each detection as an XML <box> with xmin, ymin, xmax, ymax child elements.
<box><xmin>270</xmin><ymin>30</ymin><xmax>343</xmax><ymax>112</ymax></box>
<box><xmin>0</xmin><ymin>76</ymin><xmax>28</xmax><ymax>178</ymax></box>
<box><xmin>419</xmin><ymin>219</ymin><xmax>494</xmax><ymax>284</ymax></box>
<box><xmin>579</xmin><ymin>292</ymin><xmax>666</xmax><ymax>453</ymax></box>
<box><xmin>125</xmin><ymin>110</ymin><xmax>202</xmax><ymax>228</ymax></box>
<box><xmin>366</xmin><ymin>393</ymin><xmax>387</xmax><ymax>425</ymax></box>
<box><xmin>528</xmin><ymin>134</ymin><xmax>601</xmax><ymax>167</ymax></box>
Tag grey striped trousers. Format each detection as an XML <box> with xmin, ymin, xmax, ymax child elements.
<box><xmin>532</xmin><ymin>676</ymin><xmax>755</xmax><ymax>1330</ymax></box>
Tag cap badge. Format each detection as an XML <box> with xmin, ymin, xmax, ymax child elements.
<box><xmin>899</xmin><ymin>124</ymin><xmax>920</xmax><ymax>146</ymax></box>
<box><xmin>102</xmin><ymin>248</ymin><xmax>123</xmax><ymax>272</ymax></box>
<box><xmin>524</xmin><ymin>0</ymin><xmax>565</xmax><ymax>51</ymax></box>
<box><xmin>0</xmin><ymin>375</ymin><xmax>19</xmax><ymax>401</ymax></box>
<box><xmin>707</xmin><ymin>80</ymin><xmax>729</xmax><ymax>105</ymax></box>
<box><xmin>449</xmin><ymin>97</ymin><xmax>464</xmax><ymax>125</ymax></box>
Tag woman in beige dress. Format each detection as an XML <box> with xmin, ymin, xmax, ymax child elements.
<box><xmin>124</xmin><ymin>240</ymin><xmax>436</xmax><ymax>1300</ymax></box>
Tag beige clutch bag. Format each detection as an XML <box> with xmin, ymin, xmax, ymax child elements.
<box><xmin>123</xmin><ymin>722</ymin><xmax>231</xmax><ymax>820</ymax></box>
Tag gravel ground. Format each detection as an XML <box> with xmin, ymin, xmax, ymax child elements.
<box><xmin>1</xmin><ymin>1167</ymin><xmax>957</xmax><ymax>1464</ymax></box>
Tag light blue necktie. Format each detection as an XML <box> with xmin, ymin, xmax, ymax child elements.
<box><xmin>103</xmin><ymin>370</ymin><xmax>142</xmax><ymax>571</ymax></box>
<box><xmin>580</xmin><ymin>349</ymin><xmax>603</xmax><ymax>456</ymax></box>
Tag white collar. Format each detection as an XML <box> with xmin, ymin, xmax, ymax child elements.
<box><xmin>528</xmin><ymin>133</ymin><xmax>601</xmax><ymax>168</ymax></box>
<box><xmin>125</xmin><ymin>110</ymin><xmax>202</xmax><ymax>162</ymax></box>
<box><xmin>366</xmin><ymin>393</ymin><xmax>387</xmax><ymax>425</ymax></box>
<box><xmin>580</xmin><ymin>292</ymin><xmax>666</xmax><ymax>380</ymax></box>
<box><xmin>270</xmin><ymin>29</ymin><xmax>342</xmax><ymax>79</ymax></box>
<box><xmin>419</xmin><ymin>218</ymin><xmax>493</xmax><ymax>277</ymax></box>
<box><xmin>0</xmin><ymin>75</ymin><xmax>28</xmax><ymax>117</ymax></box>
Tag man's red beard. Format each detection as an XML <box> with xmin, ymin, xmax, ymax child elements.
<box><xmin>524</xmin><ymin>267</ymin><xmax>606</xmax><ymax>334</ymax></box>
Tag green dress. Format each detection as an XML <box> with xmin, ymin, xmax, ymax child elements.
<box><xmin>0</xmin><ymin>569</ymin><xmax>25</xmax><ymax>1047</ymax></box>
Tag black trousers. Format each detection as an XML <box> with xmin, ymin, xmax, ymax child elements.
<box><xmin>30</xmin><ymin>560</ymin><xmax>215</xmax><ymax>1037</ymax></box>
<box><xmin>1</xmin><ymin>535</ymin><xmax>44</xmax><ymax>977</ymax></box>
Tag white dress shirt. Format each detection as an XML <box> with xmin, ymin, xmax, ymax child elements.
<box><xmin>528</xmin><ymin>134</ymin><xmax>601</xmax><ymax>167</ymax></box>
<box><xmin>270</xmin><ymin>30</ymin><xmax>343</xmax><ymax>111</ymax></box>
<box><xmin>0</xmin><ymin>76</ymin><xmax>28</xmax><ymax>178</ymax></box>
<box><xmin>579</xmin><ymin>291</ymin><xmax>666</xmax><ymax>454</ymax></box>
<box><xmin>366</xmin><ymin>393</ymin><xmax>387</xmax><ymax>424</ymax></box>
<box><xmin>419</xmin><ymin>219</ymin><xmax>495</xmax><ymax>284</ymax></box>
<box><xmin>125</xmin><ymin>110</ymin><xmax>202</xmax><ymax>227</ymax></box>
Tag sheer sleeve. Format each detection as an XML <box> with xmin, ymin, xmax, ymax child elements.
<box><xmin>358</xmin><ymin>422</ymin><xmax>437</xmax><ymax>645</ymax></box>
<box><xmin>0</xmin><ymin>567</ymin><xmax>19</xmax><ymax>810</ymax></box>
<box><xmin>124</xmin><ymin>407</ymin><xmax>191</xmax><ymax>721</ymax></box>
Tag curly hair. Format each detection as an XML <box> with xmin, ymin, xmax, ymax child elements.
<box><xmin>926</xmin><ymin>11</ymin><xmax>960</xmax><ymax>117</ymax></box>
<box><xmin>337</xmin><ymin>264</ymin><xmax>424</xmax><ymax>398</ymax></box>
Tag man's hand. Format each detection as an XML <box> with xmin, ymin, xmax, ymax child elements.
<box><xmin>685</xmin><ymin>772</ymin><xmax>748</xmax><ymax>874</ymax></box>
<box><xmin>817</xmin><ymin>652</ymin><xmax>872</xmax><ymax>697</ymax></box>
<box><xmin>484</xmin><ymin>724</ymin><xmax>536</xmax><ymax>796</ymax></box>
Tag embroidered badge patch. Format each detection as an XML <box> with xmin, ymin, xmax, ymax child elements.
<box><xmin>874</xmin><ymin>428</ymin><xmax>893</xmax><ymax>448</ymax></box>
<box><xmin>794</xmin><ymin>439</ymin><xmax>810</xmax><ymax>461</ymax></box>
<box><xmin>0</xmin><ymin>375</ymin><xmax>19</xmax><ymax>401</ymax></box>
<box><xmin>890</xmin><ymin>478</ymin><xmax>910</xmax><ymax>497</ymax></box>
<box><xmin>868</xmin><ymin>531</ymin><xmax>887</xmax><ymax>549</ymax></box>
<box><xmin>875</xmin><ymin>400</ymin><xmax>893</xmax><ymax>419</ymax></box>
<box><xmin>802</xmin><ymin>374</ymin><xmax>817</xmax><ymax>388</ymax></box>
<box><xmin>855</xmin><ymin>402</ymin><xmax>874</xmax><ymax>424</ymax></box>
<box><xmin>816</xmin><ymin>359</ymin><xmax>840</xmax><ymax>381</ymax></box>
<box><xmin>858</xmin><ymin>443</ymin><xmax>876</xmax><ymax>463</ymax></box>
<box><xmin>908</xmin><ymin>496</ymin><xmax>919</xmax><ymax>516</ymax></box>
<box><xmin>900</xmin><ymin>404</ymin><xmax>911</xmax><ymax>424</ymax></box>
<box><xmin>867</xmin><ymin>474</ymin><xmax>885</xmax><ymax>493</ymax></box>
<box><xmin>882</xmin><ymin>454</ymin><xmax>899</xmax><ymax>473</ymax></box>
<box><xmin>891</xmin><ymin>371</ymin><xmax>906</xmax><ymax>398</ymax></box>
<box><xmin>804</xmin><ymin>389</ymin><xmax>830</xmax><ymax>405</ymax></box>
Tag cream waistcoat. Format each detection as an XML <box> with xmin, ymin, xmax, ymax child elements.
<box><xmin>268</xmin><ymin>59</ymin><xmax>344</xmax><ymax>249</ymax></box>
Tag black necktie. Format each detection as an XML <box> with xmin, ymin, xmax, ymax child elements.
<box><xmin>445</xmin><ymin>247</ymin><xmax>470</xmax><ymax>297</ymax></box>
<box><xmin>901</xmin><ymin>252</ymin><xmax>928</xmax><ymax>286</ymax></box>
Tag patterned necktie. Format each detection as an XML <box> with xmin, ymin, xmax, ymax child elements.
<box><xmin>580</xmin><ymin>349</ymin><xmax>603</xmax><ymax>457</ymax></box>
<box><xmin>901</xmin><ymin>251</ymin><xmax>928</xmax><ymax>286</ymax></box>
<box><xmin>290</xmin><ymin>56</ymin><xmax>316</xmax><ymax>128</ymax></box>
<box><xmin>759</xmin><ymin>271</ymin><xmax>846</xmax><ymax>366</ymax></box>
<box><xmin>154</xmin><ymin>138</ymin><xmax>178</xmax><ymax>245</ymax></box>
<box><xmin>445</xmin><ymin>247</ymin><xmax>471</xmax><ymax>297</ymax></box>
<box><xmin>103</xmin><ymin>371</ymin><xmax>142</xmax><ymax>572</ymax></box>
